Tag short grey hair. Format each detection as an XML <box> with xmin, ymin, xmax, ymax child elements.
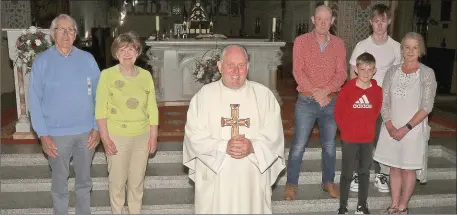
<box><xmin>401</xmin><ymin>32</ymin><xmax>426</xmax><ymax>57</ymax></box>
<box><xmin>111</xmin><ymin>31</ymin><xmax>142</xmax><ymax>60</ymax></box>
<box><xmin>219</xmin><ymin>44</ymin><xmax>249</xmax><ymax>62</ymax></box>
<box><xmin>314</xmin><ymin>4</ymin><xmax>334</xmax><ymax>17</ymax></box>
<box><xmin>50</xmin><ymin>14</ymin><xmax>78</xmax><ymax>35</ymax></box>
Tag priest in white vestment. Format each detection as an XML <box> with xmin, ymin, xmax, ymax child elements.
<box><xmin>183</xmin><ymin>45</ymin><xmax>286</xmax><ymax>214</ymax></box>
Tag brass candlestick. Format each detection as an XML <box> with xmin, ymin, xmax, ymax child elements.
<box><xmin>155</xmin><ymin>31</ymin><xmax>159</xmax><ymax>41</ymax></box>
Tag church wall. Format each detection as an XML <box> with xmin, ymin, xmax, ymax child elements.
<box><xmin>69</xmin><ymin>0</ymin><xmax>108</xmax><ymax>39</ymax></box>
<box><xmin>427</xmin><ymin>0</ymin><xmax>457</xmax><ymax>94</ymax></box>
<box><xmin>427</xmin><ymin>0</ymin><xmax>456</xmax><ymax>49</ymax></box>
<box><xmin>243</xmin><ymin>0</ymin><xmax>281</xmax><ymax>38</ymax></box>
<box><xmin>1</xmin><ymin>1</ymin><xmax>32</xmax><ymax>94</ymax></box>
<box><xmin>1</xmin><ymin>45</ymin><xmax>15</xmax><ymax>94</ymax></box>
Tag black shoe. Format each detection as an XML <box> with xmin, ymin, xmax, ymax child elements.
<box><xmin>337</xmin><ymin>206</ymin><xmax>348</xmax><ymax>214</ymax></box>
<box><xmin>355</xmin><ymin>205</ymin><xmax>370</xmax><ymax>214</ymax></box>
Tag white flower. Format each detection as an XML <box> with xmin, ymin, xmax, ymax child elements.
<box><xmin>26</xmin><ymin>40</ymin><xmax>31</xmax><ymax>45</ymax></box>
<box><xmin>22</xmin><ymin>29</ymin><xmax>27</xmax><ymax>34</ymax></box>
<box><xmin>29</xmin><ymin>26</ymin><xmax>37</xmax><ymax>34</ymax></box>
<box><xmin>35</xmin><ymin>39</ymin><xmax>42</xmax><ymax>46</ymax></box>
<box><xmin>29</xmin><ymin>50</ymin><xmax>35</xmax><ymax>56</ymax></box>
<box><xmin>197</xmin><ymin>68</ymin><xmax>204</xmax><ymax>79</ymax></box>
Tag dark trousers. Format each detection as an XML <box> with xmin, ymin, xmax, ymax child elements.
<box><xmin>340</xmin><ymin>141</ymin><xmax>373</xmax><ymax>207</ymax></box>
<box><xmin>354</xmin><ymin>116</ymin><xmax>381</xmax><ymax>174</ymax></box>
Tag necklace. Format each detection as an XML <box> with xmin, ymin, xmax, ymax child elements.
<box><xmin>119</xmin><ymin>65</ymin><xmax>138</xmax><ymax>80</ymax></box>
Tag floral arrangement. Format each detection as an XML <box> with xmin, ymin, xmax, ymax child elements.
<box><xmin>193</xmin><ymin>49</ymin><xmax>221</xmax><ymax>84</ymax></box>
<box><xmin>15</xmin><ymin>26</ymin><xmax>53</xmax><ymax>73</ymax></box>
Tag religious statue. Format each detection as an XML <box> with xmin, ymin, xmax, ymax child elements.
<box><xmin>189</xmin><ymin>1</ymin><xmax>208</xmax><ymax>21</ymax></box>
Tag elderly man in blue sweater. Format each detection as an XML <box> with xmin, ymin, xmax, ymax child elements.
<box><xmin>28</xmin><ymin>14</ymin><xmax>100</xmax><ymax>215</ymax></box>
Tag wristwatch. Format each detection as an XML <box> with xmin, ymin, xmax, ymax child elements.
<box><xmin>405</xmin><ymin>123</ymin><xmax>413</xmax><ymax>130</ymax></box>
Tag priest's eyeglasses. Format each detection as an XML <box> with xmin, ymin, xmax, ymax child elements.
<box><xmin>54</xmin><ymin>27</ymin><xmax>76</xmax><ymax>34</ymax></box>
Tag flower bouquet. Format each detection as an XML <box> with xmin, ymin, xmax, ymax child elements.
<box><xmin>15</xmin><ymin>26</ymin><xmax>53</xmax><ymax>73</ymax></box>
<box><xmin>193</xmin><ymin>49</ymin><xmax>221</xmax><ymax>84</ymax></box>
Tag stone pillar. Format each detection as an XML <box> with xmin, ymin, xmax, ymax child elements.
<box><xmin>336</xmin><ymin>0</ymin><xmax>357</xmax><ymax>63</ymax></box>
<box><xmin>392</xmin><ymin>0</ymin><xmax>415</xmax><ymax>41</ymax></box>
<box><xmin>269</xmin><ymin>50</ymin><xmax>283</xmax><ymax>105</ymax></box>
<box><xmin>146</xmin><ymin>49</ymin><xmax>164</xmax><ymax>103</ymax></box>
<box><xmin>389</xmin><ymin>0</ymin><xmax>398</xmax><ymax>36</ymax></box>
<box><xmin>4</xmin><ymin>29</ymin><xmax>51</xmax><ymax>139</ymax></box>
<box><xmin>2</xmin><ymin>1</ymin><xmax>36</xmax><ymax>139</ymax></box>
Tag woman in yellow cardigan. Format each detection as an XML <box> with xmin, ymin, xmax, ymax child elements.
<box><xmin>95</xmin><ymin>31</ymin><xmax>158</xmax><ymax>214</ymax></box>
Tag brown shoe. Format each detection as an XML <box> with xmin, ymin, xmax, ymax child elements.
<box><xmin>283</xmin><ymin>184</ymin><xmax>297</xmax><ymax>200</ymax></box>
<box><xmin>322</xmin><ymin>183</ymin><xmax>339</xmax><ymax>198</ymax></box>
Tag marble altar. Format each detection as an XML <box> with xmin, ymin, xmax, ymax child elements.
<box><xmin>145</xmin><ymin>39</ymin><xmax>285</xmax><ymax>106</ymax></box>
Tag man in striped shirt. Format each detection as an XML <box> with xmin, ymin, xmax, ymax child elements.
<box><xmin>284</xmin><ymin>4</ymin><xmax>347</xmax><ymax>200</ymax></box>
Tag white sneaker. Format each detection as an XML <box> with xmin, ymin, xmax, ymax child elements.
<box><xmin>374</xmin><ymin>173</ymin><xmax>389</xmax><ymax>193</ymax></box>
<box><xmin>350</xmin><ymin>173</ymin><xmax>359</xmax><ymax>192</ymax></box>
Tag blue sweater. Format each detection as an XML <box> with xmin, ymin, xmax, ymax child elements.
<box><xmin>28</xmin><ymin>46</ymin><xmax>100</xmax><ymax>137</ymax></box>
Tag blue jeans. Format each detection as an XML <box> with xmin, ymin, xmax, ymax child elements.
<box><xmin>286</xmin><ymin>95</ymin><xmax>338</xmax><ymax>185</ymax></box>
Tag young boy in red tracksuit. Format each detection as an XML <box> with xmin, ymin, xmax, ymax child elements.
<box><xmin>334</xmin><ymin>52</ymin><xmax>382</xmax><ymax>214</ymax></box>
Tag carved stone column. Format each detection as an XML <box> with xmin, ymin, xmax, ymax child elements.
<box><xmin>4</xmin><ymin>29</ymin><xmax>51</xmax><ymax>139</ymax></box>
<box><xmin>269</xmin><ymin>50</ymin><xmax>283</xmax><ymax>105</ymax></box>
<box><xmin>146</xmin><ymin>49</ymin><xmax>164</xmax><ymax>102</ymax></box>
<box><xmin>14</xmin><ymin>62</ymin><xmax>33</xmax><ymax>139</ymax></box>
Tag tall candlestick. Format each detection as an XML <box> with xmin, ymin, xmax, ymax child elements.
<box><xmin>156</xmin><ymin>16</ymin><xmax>160</xmax><ymax>31</ymax></box>
<box><xmin>272</xmin><ymin>18</ymin><xmax>276</xmax><ymax>33</ymax></box>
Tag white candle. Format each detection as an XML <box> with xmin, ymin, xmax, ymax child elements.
<box><xmin>324</xmin><ymin>0</ymin><xmax>329</xmax><ymax>6</ymax></box>
<box><xmin>156</xmin><ymin>16</ymin><xmax>160</xmax><ymax>31</ymax></box>
<box><xmin>272</xmin><ymin>18</ymin><xmax>276</xmax><ymax>33</ymax></box>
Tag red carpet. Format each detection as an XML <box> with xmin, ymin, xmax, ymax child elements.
<box><xmin>2</xmin><ymin>79</ymin><xmax>456</xmax><ymax>144</ymax></box>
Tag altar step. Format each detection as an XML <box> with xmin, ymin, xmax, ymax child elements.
<box><xmin>1</xmin><ymin>187</ymin><xmax>456</xmax><ymax>214</ymax></box>
<box><xmin>2</xmin><ymin>144</ymin><xmax>455</xmax><ymax>166</ymax></box>
<box><xmin>1</xmin><ymin>143</ymin><xmax>456</xmax><ymax>214</ymax></box>
<box><xmin>1</xmin><ymin>157</ymin><xmax>456</xmax><ymax>190</ymax></box>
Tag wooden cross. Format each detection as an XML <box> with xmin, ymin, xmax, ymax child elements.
<box><xmin>221</xmin><ymin>104</ymin><xmax>250</xmax><ymax>137</ymax></box>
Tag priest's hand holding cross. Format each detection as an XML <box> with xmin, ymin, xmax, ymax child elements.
<box><xmin>227</xmin><ymin>135</ymin><xmax>254</xmax><ymax>159</ymax></box>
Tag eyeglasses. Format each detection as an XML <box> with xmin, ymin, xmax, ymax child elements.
<box><xmin>117</xmin><ymin>47</ymin><xmax>138</xmax><ymax>56</ymax></box>
<box><xmin>54</xmin><ymin>27</ymin><xmax>76</xmax><ymax>34</ymax></box>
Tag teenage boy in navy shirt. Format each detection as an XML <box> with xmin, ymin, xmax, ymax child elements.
<box><xmin>334</xmin><ymin>52</ymin><xmax>382</xmax><ymax>214</ymax></box>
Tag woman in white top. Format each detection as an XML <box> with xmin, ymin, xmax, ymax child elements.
<box><xmin>373</xmin><ymin>32</ymin><xmax>437</xmax><ymax>214</ymax></box>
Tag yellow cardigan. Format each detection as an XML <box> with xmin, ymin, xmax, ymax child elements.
<box><xmin>95</xmin><ymin>65</ymin><xmax>158</xmax><ymax>136</ymax></box>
